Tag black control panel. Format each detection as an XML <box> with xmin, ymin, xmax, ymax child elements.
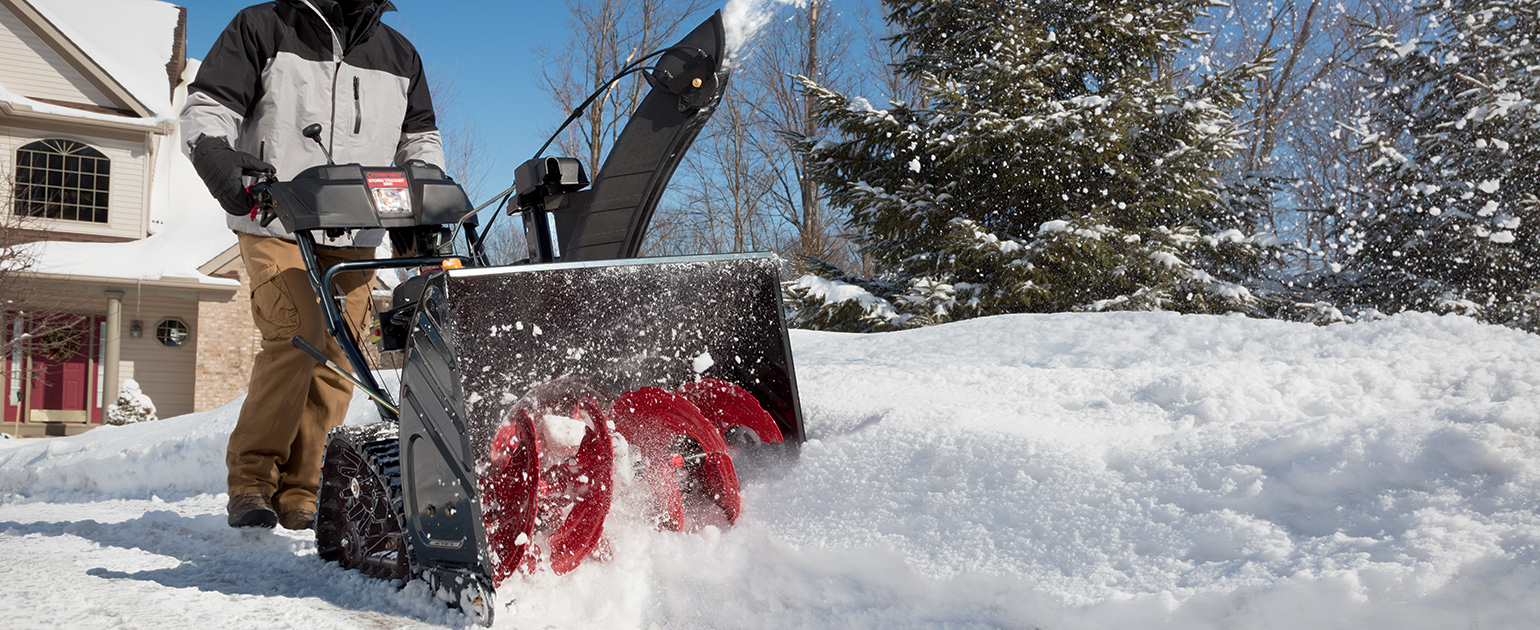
<box><xmin>266</xmin><ymin>162</ymin><xmax>475</xmax><ymax>232</ymax></box>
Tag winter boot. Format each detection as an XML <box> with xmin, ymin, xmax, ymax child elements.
<box><xmin>228</xmin><ymin>493</ymin><xmax>278</xmax><ymax>528</ymax></box>
<box><xmin>278</xmin><ymin>509</ymin><xmax>316</xmax><ymax>531</ymax></box>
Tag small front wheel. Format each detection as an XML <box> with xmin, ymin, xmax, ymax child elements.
<box><xmin>459</xmin><ymin>576</ymin><xmax>496</xmax><ymax>626</ymax></box>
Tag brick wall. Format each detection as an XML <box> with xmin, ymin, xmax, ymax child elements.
<box><xmin>194</xmin><ymin>262</ymin><xmax>259</xmax><ymax>411</ymax></box>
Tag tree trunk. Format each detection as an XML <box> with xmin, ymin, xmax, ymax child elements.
<box><xmin>800</xmin><ymin>1</ymin><xmax>825</xmax><ymax>261</ymax></box>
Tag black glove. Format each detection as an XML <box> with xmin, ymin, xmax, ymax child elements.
<box><xmin>189</xmin><ymin>135</ymin><xmax>276</xmax><ymax>216</ymax></box>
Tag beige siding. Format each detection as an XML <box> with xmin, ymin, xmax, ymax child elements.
<box><xmin>118</xmin><ymin>294</ymin><xmax>198</xmax><ymax>418</ymax></box>
<box><xmin>0</xmin><ymin>3</ymin><xmax>117</xmax><ymax>109</ymax></box>
<box><xmin>0</xmin><ymin>125</ymin><xmax>149</xmax><ymax>240</ymax></box>
<box><xmin>2</xmin><ymin>279</ymin><xmax>216</xmax><ymax>421</ymax></box>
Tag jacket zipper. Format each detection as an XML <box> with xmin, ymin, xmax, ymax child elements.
<box><xmin>353</xmin><ymin>76</ymin><xmax>362</xmax><ymax>134</ymax></box>
<box><xmin>299</xmin><ymin>0</ymin><xmax>344</xmax><ymax>155</ymax></box>
<box><xmin>299</xmin><ymin>0</ymin><xmax>347</xmax><ymax>244</ymax></box>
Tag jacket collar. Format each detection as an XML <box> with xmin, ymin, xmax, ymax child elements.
<box><xmin>286</xmin><ymin>0</ymin><xmax>397</xmax><ymax>15</ymax></box>
<box><xmin>286</xmin><ymin>0</ymin><xmax>396</xmax><ymax>51</ymax></box>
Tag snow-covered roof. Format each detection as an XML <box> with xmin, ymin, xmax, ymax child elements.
<box><xmin>4</xmin><ymin>0</ymin><xmax>183</xmax><ymax>124</ymax></box>
<box><xmin>20</xmin><ymin>60</ymin><xmax>238</xmax><ymax>290</ymax></box>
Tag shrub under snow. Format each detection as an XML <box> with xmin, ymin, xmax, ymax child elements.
<box><xmin>105</xmin><ymin>378</ymin><xmax>158</xmax><ymax>426</ymax></box>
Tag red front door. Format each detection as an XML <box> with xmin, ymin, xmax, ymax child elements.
<box><xmin>4</xmin><ymin>314</ymin><xmax>102</xmax><ymax>425</ymax></box>
<box><xmin>34</xmin><ymin>352</ymin><xmax>89</xmax><ymax>411</ymax></box>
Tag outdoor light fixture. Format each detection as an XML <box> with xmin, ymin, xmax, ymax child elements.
<box><xmin>129</xmin><ymin>320</ymin><xmax>143</xmax><ymax>339</ymax></box>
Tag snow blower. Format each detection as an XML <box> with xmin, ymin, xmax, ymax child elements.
<box><xmin>250</xmin><ymin>12</ymin><xmax>804</xmax><ymax>624</ymax></box>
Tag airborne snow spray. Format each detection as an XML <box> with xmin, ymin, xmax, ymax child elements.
<box><xmin>721</xmin><ymin>0</ymin><xmax>807</xmax><ymax>64</ymax></box>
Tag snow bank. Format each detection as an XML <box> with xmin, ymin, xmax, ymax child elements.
<box><xmin>0</xmin><ymin>380</ymin><xmax>387</xmax><ymax>500</ymax></box>
<box><xmin>1</xmin><ymin>312</ymin><xmax>1537</xmax><ymax>629</ymax></box>
<box><xmin>752</xmin><ymin>311</ymin><xmax>1540</xmax><ymax>628</ymax></box>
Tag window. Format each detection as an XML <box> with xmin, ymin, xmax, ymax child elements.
<box><xmin>156</xmin><ymin>319</ymin><xmax>188</xmax><ymax>347</ymax></box>
<box><xmin>12</xmin><ymin>139</ymin><xmax>111</xmax><ymax>223</ymax></box>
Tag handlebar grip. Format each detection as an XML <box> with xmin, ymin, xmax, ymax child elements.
<box><xmin>250</xmin><ymin>180</ymin><xmax>280</xmax><ymax>227</ymax></box>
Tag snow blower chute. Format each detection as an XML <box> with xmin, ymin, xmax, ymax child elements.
<box><xmin>249</xmin><ymin>13</ymin><xmax>804</xmax><ymax>624</ymax></box>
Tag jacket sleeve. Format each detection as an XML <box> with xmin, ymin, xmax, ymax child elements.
<box><xmin>395</xmin><ymin>49</ymin><xmax>446</xmax><ymax>169</ymax></box>
<box><xmin>180</xmin><ymin>9</ymin><xmax>269</xmax><ymax>156</ymax></box>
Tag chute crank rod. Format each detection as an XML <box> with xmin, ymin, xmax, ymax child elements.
<box><xmin>291</xmin><ymin>335</ymin><xmax>400</xmax><ymax>416</ymax></box>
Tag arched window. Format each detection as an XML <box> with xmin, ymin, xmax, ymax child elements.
<box><xmin>12</xmin><ymin>139</ymin><xmax>111</xmax><ymax>223</ymax></box>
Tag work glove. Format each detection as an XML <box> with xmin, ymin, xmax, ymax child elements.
<box><xmin>189</xmin><ymin>135</ymin><xmax>276</xmax><ymax>216</ymax></box>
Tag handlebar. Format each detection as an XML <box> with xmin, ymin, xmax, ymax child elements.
<box><xmin>256</xmin><ymin>162</ymin><xmax>475</xmax><ymax>234</ymax></box>
<box><xmin>249</xmin><ymin>174</ymin><xmax>281</xmax><ymax>228</ymax></box>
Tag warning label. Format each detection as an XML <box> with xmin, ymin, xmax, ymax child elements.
<box><xmin>366</xmin><ymin>171</ymin><xmax>408</xmax><ymax>188</ymax></box>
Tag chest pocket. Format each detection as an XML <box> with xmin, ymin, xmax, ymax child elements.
<box><xmin>347</xmin><ymin>68</ymin><xmax>411</xmax><ymax>161</ymax></box>
<box><xmin>352</xmin><ymin>76</ymin><xmax>362</xmax><ymax>134</ymax></box>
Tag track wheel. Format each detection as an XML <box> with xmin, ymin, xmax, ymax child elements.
<box><xmin>317</xmin><ymin>426</ymin><xmax>410</xmax><ymax>582</ymax></box>
<box><xmin>609</xmin><ymin>388</ymin><xmax>741</xmax><ymax>531</ymax></box>
<box><xmin>491</xmin><ymin>378</ymin><xmax>616</xmax><ymax>576</ymax></box>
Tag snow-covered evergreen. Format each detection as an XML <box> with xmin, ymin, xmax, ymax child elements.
<box><xmin>105</xmin><ymin>378</ymin><xmax>158</xmax><ymax>426</ymax></box>
<box><xmin>1334</xmin><ymin>0</ymin><xmax>1540</xmax><ymax>330</ymax></box>
<box><xmin>785</xmin><ymin>0</ymin><xmax>1276</xmax><ymax>331</ymax></box>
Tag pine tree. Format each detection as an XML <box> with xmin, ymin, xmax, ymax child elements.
<box><xmin>1336</xmin><ymin>0</ymin><xmax>1540</xmax><ymax>330</ymax></box>
<box><xmin>106</xmin><ymin>379</ymin><xmax>158</xmax><ymax>426</ymax></box>
<box><xmin>784</xmin><ymin>0</ymin><xmax>1274</xmax><ymax>332</ymax></box>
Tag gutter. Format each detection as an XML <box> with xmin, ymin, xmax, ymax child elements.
<box><xmin>18</xmin><ymin>270</ymin><xmax>241</xmax><ymax>299</ymax></box>
<box><xmin>0</xmin><ymin>99</ymin><xmax>175</xmax><ymax>135</ymax></box>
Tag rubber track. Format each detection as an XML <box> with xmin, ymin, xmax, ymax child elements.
<box><xmin>317</xmin><ymin>423</ymin><xmax>412</xmax><ymax>582</ymax></box>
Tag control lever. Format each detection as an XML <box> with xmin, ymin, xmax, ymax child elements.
<box><xmin>303</xmin><ymin>123</ymin><xmax>336</xmax><ymax>165</ymax></box>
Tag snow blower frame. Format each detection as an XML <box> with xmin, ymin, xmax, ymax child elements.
<box><xmin>250</xmin><ymin>13</ymin><xmax>804</xmax><ymax>624</ymax></box>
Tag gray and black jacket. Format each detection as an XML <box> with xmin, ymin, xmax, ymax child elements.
<box><xmin>180</xmin><ymin>0</ymin><xmax>444</xmax><ymax>247</ymax></box>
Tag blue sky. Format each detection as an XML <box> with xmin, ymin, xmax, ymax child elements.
<box><xmin>180</xmin><ymin>1</ymin><xmax>891</xmax><ymax>203</ymax></box>
<box><xmin>181</xmin><ymin>0</ymin><xmax>610</xmax><ymax>200</ymax></box>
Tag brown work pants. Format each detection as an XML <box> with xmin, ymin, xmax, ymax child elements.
<box><xmin>227</xmin><ymin>233</ymin><xmax>375</xmax><ymax>514</ymax></box>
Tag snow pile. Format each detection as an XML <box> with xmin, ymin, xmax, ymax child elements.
<box><xmin>0</xmin><ymin>380</ymin><xmax>384</xmax><ymax>500</ymax></box>
<box><xmin>748</xmin><ymin>312</ymin><xmax>1540</xmax><ymax>628</ymax></box>
<box><xmin>1</xmin><ymin>312</ymin><xmax>1538</xmax><ymax>628</ymax></box>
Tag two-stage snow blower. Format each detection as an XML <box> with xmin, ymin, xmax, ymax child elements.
<box><xmin>250</xmin><ymin>12</ymin><xmax>803</xmax><ymax>624</ymax></box>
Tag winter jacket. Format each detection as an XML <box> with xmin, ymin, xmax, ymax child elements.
<box><xmin>180</xmin><ymin>0</ymin><xmax>444</xmax><ymax>248</ymax></box>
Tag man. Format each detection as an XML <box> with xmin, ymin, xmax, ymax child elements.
<box><xmin>181</xmin><ymin>0</ymin><xmax>444</xmax><ymax>529</ymax></box>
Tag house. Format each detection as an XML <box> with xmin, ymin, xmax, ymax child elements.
<box><xmin>1</xmin><ymin>0</ymin><xmax>261</xmax><ymax>437</ymax></box>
